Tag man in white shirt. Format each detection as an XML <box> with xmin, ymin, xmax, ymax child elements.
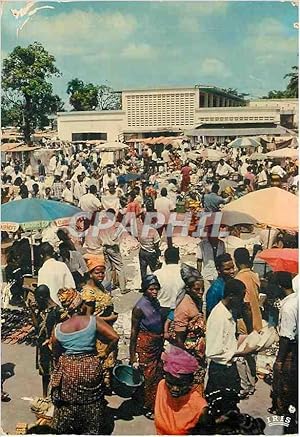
<box><xmin>216</xmin><ymin>159</ymin><xmax>234</xmax><ymax>178</ymax></box>
<box><xmin>60</xmin><ymin>161</ymin><xmax>69</xmax><ymax>181</ymax></box>
<box><xmin>155</xmin><ymin>188</ymin><xmax>175</xmax><ymax>222</ymax></box>
<box><xmin>48</xmin><ymin>155</ymin><xmax>57</xmax><ymax>175</ymax></box>
<box><xmin>155</xmin><ymin>246</ymin><xmax>185</xmax><ymax>319</ymax></box>
<box><xmin>102</xmin><ymin>168</ymin><xmax>118</xmax><ymax>192</ymax></box>
<box><xmin>79</xmin><ymin>185</ymin><xmax>101</xmax><ymax>213</ymax></box>
<box><xmin>3</xmin><ymin>163</ymin><xmax>14</xmax><ymax>178</ymax></box>
<box><xmin>59</xmin><ymin>244</ymin><xmax>88</xmax><ymax>289</ymax></box>
<box><xmin>271</xmin><ymin>164</ymin><xmax>286</xmax><ymax>179</ymax></box>
<box><xmin>240</xmin><ymin>161</ymin><xmax>249</xmax><ymax>178</ymax></box>
<box><xmin>205</xmin><ymin>278</ymin><xmax>256</xmax><ymax>416</ymax></box>
<box><xmin>257</xmin><ymin>164</ymin><xmax>268</xmax><ymax>189</ymax></box>
<box><xmin>73</xmin><ymin>175</ymin><xmax>87</xmax><ymax>205</ymax></box>
<box><xmin>271</xmin><ymin>272</ymin><xmax>298</xmax><ymax>430</ymax></box>
<box><xmin>98</xmin><ymin>209</ymin><xmax>128</xmax><ymax>294</ymax></box>
<box><xmin>161</xmin><ymin>148</ymin><xmax>170</xmax><ymax>171</ymax></box>
<box><xmin>37</xmin><ymin>242</ymin><xmax>75</xmax><ymax>306</ymax></box>
<box><xmin>101</xmin><ymin>182</ymin><xmax>121</xmax><ymax>212</ymax></box>
<box><xmin>71</xmin><ymin>162</ymin><xmax>88</xmax><ymax>181</ymax></box>
<box><xmin>155</xmin><ymin>187</ymin><xmax>175</xmax><ymax>247</ymax></box>
<box><xmin>62</xmin><ymin>180</ymin><xmax>74</xmax><ymax>204</ymax></box>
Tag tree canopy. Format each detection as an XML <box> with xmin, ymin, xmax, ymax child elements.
<box><xmin>221</xmin><ymin>88</ymin><xmax>249</xmax><ymax>99</ymax></box>
<box><xmin>2</xmin><ymin>41</ymin><xmax>63</xmax><ymax>143</ymax></box>
<box><xmin>67</xmin><ymin>79</ymin><xmax>121</xmax><ymax>111</ymax></box>
<box><xmin>262</xmin><ymin>66</ymin><xmax>298</xmax><ymax>99</ymax></box>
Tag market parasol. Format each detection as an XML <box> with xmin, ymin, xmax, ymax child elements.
<box><xmin>223</xmin><ymin>187</ymin><xmax>298</xmax><ymax>230</ymax></box>
<box><xmin>118</xmin><ymin>173</ymin><xmax>141</xmax><ymax>183</ymax></box>
<box><xmin>205</xmin><ymin>211</ymin><xmax>257</xmax><ymax>227</ymax></box>
<box><xmin>249</xmin><ymin>152</ymin><xmax>266</xmax><ymax>161</ymax></box>
<box><xmin>95</xmin><ymin>141</ymin><xmax>129</xmax><ymax>151</ymax></box>
<box><xmin>257</xmin><ymin>248</ymin><xmax>298</xmax><ymax>273</ymax></box>
<box><xmin>199</xmin><ymin>149</ymin><xmax>226</xmax><ymax>161</ymax></box>
<box><xmin>1</xmin><ymin>199</ymin><xmax>82</xmax><ymax>275</ymax></box>
<box><xmin>266</xmin><ymin>148</ymin><xmax>298</xmax><ymax>159</ymax></box>
<box><xmin>227</xmin><ymin>137</ymin><xmax>261</xmax><ymax>149</ymax></box>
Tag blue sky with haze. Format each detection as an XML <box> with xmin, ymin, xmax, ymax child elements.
<box><xmin>1</xmin><ymin>1</ymin><xmax>298</xmax><ymax>104</ymax></box>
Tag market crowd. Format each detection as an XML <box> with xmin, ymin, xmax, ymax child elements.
<box><xmin>1</xmin><ymin>138</ymin><xmax>298</xmax><ymax>435</ymax></box>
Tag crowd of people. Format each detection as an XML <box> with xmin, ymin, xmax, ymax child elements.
<box><xmin>1</xmin><ymin>138</ymin><xmax>299</xmax><ymax>434</ymax></box>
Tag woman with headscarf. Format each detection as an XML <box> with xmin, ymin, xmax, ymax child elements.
<box><xmin>129</xmin><ymin>274</ymin><xmax>164</xmax><ymax>420</ymax></box>
<box><xmin>155</xmin><ymin>346</ymin><xmax>209</xmax><ymax>435</ymax></box>
<box><xmin>50</xmin><ymin>288</ymin><xmax>119</xmax><ymax>435</ymax></box>
<box><xmin>81</xmin><ymin>255</ymin><xmax>118</xmax><ymax>392</ymax></box>
<box><xmin>172</xmin><ymin>264</ymin><xmax>206</xmax><ymax>395</ymax></box>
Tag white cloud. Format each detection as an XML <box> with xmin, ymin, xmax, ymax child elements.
<box><xmin>176</xmin><ymin>2</ymin><xmax>229</xmax><ymax>32</ymax></box>
<box><xmin>245</xmin><ymin>17</ymin><xmax>298</xmax><ymax>55</ymax></box>
<box><xmin>200</xmin><ymin>58</ymin><xmax>232</xmax><ymax>78</ymax></box>
<box><xmin>19</xmin><ymin>10</ymin><xmax>137</xmax><ymax>55</ymax></box>
<box><xmin>121</xmin><ymin>43</ymin><xmax>157</xmax><ymax>60</ymax></box>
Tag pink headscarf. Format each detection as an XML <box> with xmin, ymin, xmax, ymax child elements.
<box><xmin>161</xmin><ymin>346</ymin><xmax>199</xmax><ymax>378</ymax></box>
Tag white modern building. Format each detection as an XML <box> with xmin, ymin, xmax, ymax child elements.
<box><xmin>57</xmin><ymin>85</ymin><xmax>298</xmax><ymax>143</ymax></box>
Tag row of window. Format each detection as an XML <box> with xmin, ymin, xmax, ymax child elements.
<box><xmin>126</xmin><ymin>93</ymin><xmax>195</xmax><ymax>99</ymax></box>
<box><xmin>198</xmin><ymin>116</ymin><xmax>275</xmax><ymax>122</ymax></box>
<box><xmin>72</xmin><ymin>132</ymin><xmax>107</xmax><ymax>141</ymax></box>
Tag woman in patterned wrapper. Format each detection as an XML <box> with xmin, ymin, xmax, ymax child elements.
<box><xmin>129</xmin><ymin>274</ymin><xmax>164</xmax><ymax>420</ymax></box>
<box><xmin>50</xmin><ymin>288</ymin><xmax>119</xmax><ymax>435</ymax></box>
<box><xmin>81</xmin><ymin>255</ymin><xmax>118</xmax><ymax>392</ymax></box>
<box><xmin>171</xmin><ymin>264</ymin><xmax>206</xmax><ymax>396</ymax></box>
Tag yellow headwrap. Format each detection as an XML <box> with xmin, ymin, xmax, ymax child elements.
<box><xmin>84</xmin><ymin>255</ymin><xmax>106</xmax><ymax>272</ymax></box>
<box><xmin>57</xmin><ymin>288</ymin><xmax>82</xmax><ymax>310</ymax></box>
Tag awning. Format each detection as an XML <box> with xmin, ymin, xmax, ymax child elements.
<box><xmin>185</xmin><ymin>125</ymin><xmax>291</xmax><ymax>137</ymax></box>
<box><xmin>9</xmin><ymin>145</ymin><xmax>41</xmax><ymax>153</ymax></box>
<box><xmin>1</xmin><ymin>142</ymin><xmax>24</xmax><ymax>152</ymax></box>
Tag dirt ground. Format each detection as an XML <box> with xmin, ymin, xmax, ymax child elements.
<box><xmin>1</xmin><ymin>291</ymin><xmax>283</xmax><ymax>436</ymax></box>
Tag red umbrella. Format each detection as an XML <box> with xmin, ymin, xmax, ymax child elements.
<box><xmin>257</xmin><ymin>249</ymin><xmax>299</xmax><ymax>273</ymax></box>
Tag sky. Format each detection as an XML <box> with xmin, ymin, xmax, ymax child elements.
<box><xmin>1</xmin><ymin>0</ymin><xmax>299</xmax><ymax>105</ymax></box>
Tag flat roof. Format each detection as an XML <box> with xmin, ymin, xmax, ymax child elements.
<box><xmin>57</xmin><ymin>110</ymin><xmax>125</xmax><ymax>116</ymax></box>
<box><xmin>185</xmin><ymin>125</ymin><xmax>290</xmax><ymax>137</ymax></box>
<box><xmin>119</xmin><ymin>85</ymin><xmax>244</xmax><ymax>100</ymax></box>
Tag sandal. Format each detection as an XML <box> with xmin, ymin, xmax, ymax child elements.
<box><xmin>144</xmin><ymin>411</ymin><xmax>154</xmax><ymax>420</ymax></box>
<box><xmin>2</xmin><ymin>392</ymin><xmax>11</xmax><ymax>402</ymax></box>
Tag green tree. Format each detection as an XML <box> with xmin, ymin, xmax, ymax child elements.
<box><xmin>1</xmin><ymin>91</ymin><xmax>23</xmax><ymax>128</ymax></box>
<box><xmin>262</xmin><ymin>66</ymin><xmax>298</xmax><ymax>99</ymax></box>
<box><xmin>221</xmin><ymin>88</ymin><xmax>249</xmax><ymax>99</ymax></box>
<box><xmin>2</xmin><ymin>42</ymin><xmax>63</xmax><ymax>143</ymax></box>
<box><xmin>97</xmin><ymin>85</ymin><xmax>121</xmax><ymax>110</ymax></box>
<box><xmin>67</xmin><ymin>78</ymin><xmax>99</xmax><ymax>111</ymax></box>
<box><xmin>284</xmin><ymin>65</ymin><xmax>298</xmax><ymax>97</ymax></box>
<box><xmin>67</xmin><ymin>79</ymin><xmax>121</xmax><ymax>111</ymax></box>
<box><xmin>262</xmin><ymin>90</ymin><xmax>287</xmax><ymax>99</ymax></box>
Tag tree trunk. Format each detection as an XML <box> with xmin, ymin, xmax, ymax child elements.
<box><xmin>23</xmin><ymin>95</ymin><xmax>32</xmax><ymax>144</ymax></box>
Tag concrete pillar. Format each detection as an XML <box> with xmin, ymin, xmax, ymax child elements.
<box><xmin>222</xmin><ymin>97</ymin><xmax>226</xmax><ymax>107</ymax></box>
<box><xmin>209</xmin><ymin>93</ymin><xmax>214</xmax><ymax>107</ymax></box>
<box><xmin>216</xmin><ymin>96</ymin><xmax>220</xmax><ymax>107</ymax></box>
<box><xmin>204</xmin><ymin>93</ymin><xmax>209</xmax><ymax>107</ymax></box>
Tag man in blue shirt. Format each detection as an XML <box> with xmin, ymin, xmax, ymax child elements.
<box><xmin>204</xmin><ymin>183</ymin><xmax>231</xmax><ymax>212</ymax></box>
<box><xmin>206</xmin><ymin>253</ymin><xmax>235</xmax><ymax>319</ymax></box>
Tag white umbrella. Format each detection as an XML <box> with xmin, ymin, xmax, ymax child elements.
<box><xmin>249</xmin><ymin>152</ymin><xmax>266</xmax><ymax>161</ymax></box>
<box><xmin>266</xmin><ymin>147</ymin><xmax>298</xmax><ymax>159</ymax></box>
<box><xmin>95</xmin><ymin>141</ymin><xmax>129</xmax><ymax>151</ymax></box>
<box><xmin>227</xmin><ymin>137</ymin><xmax>261</xmax><ymax>149</ymax></box>
<box><xmin>200</xmin><ymin>149</ymin><xmax>226</xmax><ymax>161</ymax></box>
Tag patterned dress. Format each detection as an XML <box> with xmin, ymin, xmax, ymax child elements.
<box><xmin>173</xmin><ymin>294</ymin><xmax>206</xmax><ymax>394</ymax></box>
<box><xmin>81</xmin><ymin>284</ymin><xmax>117</xmax><ymax>385</ymax></box>
<box><xmin>36</xmin><ymin>306</ymin><xmax>65</xmax><ymax>376</ymax></box>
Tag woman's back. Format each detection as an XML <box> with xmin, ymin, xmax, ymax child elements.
<box><xmin>56</xmin><ymin>315</ymin><xmax>97</xmax><ymax>355</ymax></box>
